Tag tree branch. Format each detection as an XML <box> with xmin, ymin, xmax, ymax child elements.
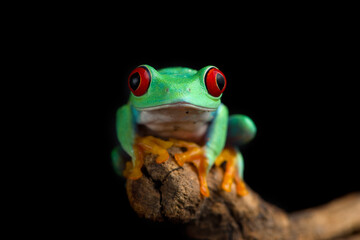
<box><xmin>125</xmin><ymin>146</ymin><xmax>360</xmax><ymax>240</ymax></box>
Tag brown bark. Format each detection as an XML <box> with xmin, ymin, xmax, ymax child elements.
<box><xmin>126</xmin><ymin>146</ymin><xmax>360</xmax><ymax>240</ymax></box>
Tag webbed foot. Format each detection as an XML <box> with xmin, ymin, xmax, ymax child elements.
<box><xmin>123</xmin><ymin>136</ymin><xmax>174</xmax><ymax>180</ymax></box>
<box><xmin>215</xmin><ymin>147</ymin><xmax>249</xmax><ymax>196</ymax></box>
<box><xmin>170</xmin><ymin>139</ymin><xmax>210</xmax><ymax>197</ymax></box>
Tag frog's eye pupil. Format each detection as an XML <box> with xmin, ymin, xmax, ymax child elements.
<box><xmin>129</xmin><ymin>72</ymin><xmax>140</xmax><ymax>91</ymax></box>
<box><xmin>128</xmin><ymin>66</ymin><xmax>151</xmax><ymax>96</ymax></box>
<box><xmin>216</xmin><ymin>73</ymin><xmax>225</xmax><ymax>90</ymax></box>
<box><xmin>204</xmin><ymin>67</ymin><xmax>227</xmax><ymax>97</ymax></box>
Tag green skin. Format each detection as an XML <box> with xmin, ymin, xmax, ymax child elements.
<box><xmin>112</xmin><ymin>65</ymin><xmax>256</xmax><ymax>178</ymax></box>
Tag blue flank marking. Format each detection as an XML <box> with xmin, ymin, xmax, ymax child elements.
<box><xmin>131</xmin><ymin>105</ymin><xmax>140</xmax><ymax>123</ymax></box>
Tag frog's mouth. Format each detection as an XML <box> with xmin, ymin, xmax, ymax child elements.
<box><xmin>135</xmin><ymin>102</ymin><xmax>217</xmax><ymax>112</ymax></box>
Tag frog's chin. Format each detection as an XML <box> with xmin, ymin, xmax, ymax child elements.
<box><xmin>134</xmin><ymin>101</ymin><xmax>216</xmax><ymax>142</ymax></box>
<box><xmin>135</xmin><ymin>102</ymin><xmax>217</xmax><ymax>112</ymax></box>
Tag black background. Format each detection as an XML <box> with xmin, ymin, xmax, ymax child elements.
<box><xmin>58</xmin><ymin>16</ymin><xmax>359</xmax><ymax>239</ymax></box>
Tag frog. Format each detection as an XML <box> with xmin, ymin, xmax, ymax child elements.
<box><xmin>112</xmin><ymin>64</ymin><xmax>256</xmax><ymax>197</ymax></box>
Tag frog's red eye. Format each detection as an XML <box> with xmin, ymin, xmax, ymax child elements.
<box><xmin>128</xmin><ymin>66</ymin><xmax>151</xmax><ymax>96</ymax></box>
<box><xmin>204</xmin><ymin>67</ymin><xmax>227</xmax><ymax>97</ymax></box>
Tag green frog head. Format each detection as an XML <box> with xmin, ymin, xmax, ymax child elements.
<box><xmin>128</xmin><ymin>64</ymin><xmax>227</xmax><ymax>110</ymax></box>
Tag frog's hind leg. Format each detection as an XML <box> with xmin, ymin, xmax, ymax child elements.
<box><xmin>234</xmin><ymin>148</ymin><xmax>244</xmax><ymax>179</ymax></box>
<box><xmin>227</xmin><ymin>114</ymin><xmax>257</xmax><ymax>146</ymax></box>
<box><xmin>111</xmin><ymin>146</ymin><xmax>127</xmax><ymax>177</ymax></box>
<box><xmin>234</xmin><ymin>148</ymin><xmax>248</xmax><ymax>196</ymax></box>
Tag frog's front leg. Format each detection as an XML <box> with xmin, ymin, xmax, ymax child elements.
<box><xmin>215</xmin><ymin>114</ymin><xmax>256</xmax><ymax>196</ymax></box>
<box><xmin>115</xmin><ymin>104</ymin><xmax>175</xmax><ymax>179</ymax></box>
<box><xmin>111</xmin><ymin>143</ymin><xmax>145</xmax><ymax>180</ymax></box>
<box><xmin>115</xmin><ymin>104</ymin><xmax>139</xmax><ymax>178</ymax></box>
<box><xmin>171</xmin><ymin>104</ymin><xmax>229</xmax><ymax>197</ymax></box>
<box><xmin>215</xmin><ymin>147</ymin><xmax>248</xmax><ymax>196</ymax></box>
<box><xmin>198</xmin><ymin>112</ymin><xmax>255</xmax><ymax>196</ymax></box>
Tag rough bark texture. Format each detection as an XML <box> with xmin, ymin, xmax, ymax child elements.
<box><xmin>126</xmin><ymin>146</ymin><xmax>360</xmax><ymax>240</ymax></box>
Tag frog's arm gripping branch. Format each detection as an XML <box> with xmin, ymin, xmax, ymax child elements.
<box><xmin>116</xmin><ymin>104</ymin><xmax>135</xmax><ymax>162</ymax></box>
<box><xmin>205</xmin><ymin>103</ymin><xmax>228</xmax><ymax>171</ymax></box>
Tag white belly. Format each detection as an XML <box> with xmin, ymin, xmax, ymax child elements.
<box><xmin>136</xmin><ymin>103</ymin><xmax>216</xmax><ymax>143</ymax></box>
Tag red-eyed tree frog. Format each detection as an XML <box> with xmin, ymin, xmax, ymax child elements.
<box><xmin>112</xmin><ymin>65</ymin><xmax>256</xmax><ymax>197</ymax></box>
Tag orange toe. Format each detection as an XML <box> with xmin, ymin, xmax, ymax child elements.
<box><xmin>171</xmin><ymin>139</ymin><xmax>210</xmax><ymax>197</ymax></box>
<box><xmin>136</xmin><ymin>136</ymin><xmax>173</xmax><ymax>163</ymax></box>
<box><xmin>123</xmin><ymin>144</ymin><xmax>144</xmax><ymax>180</ymax></box>
<box><xmin>215</xmin><ymin>147</ymin><xmax>248</xmax><ymax>196</ymax></box>
<box><xmin>123</xmin><ymin>136</ymin><xmax>174</xmax><ymax>179</ymax></box>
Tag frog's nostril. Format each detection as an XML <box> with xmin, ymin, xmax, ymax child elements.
<box><xmin>165</xmin><ymin>88</ymin><xmax>169</xmax><ymax>93</ymax></box>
